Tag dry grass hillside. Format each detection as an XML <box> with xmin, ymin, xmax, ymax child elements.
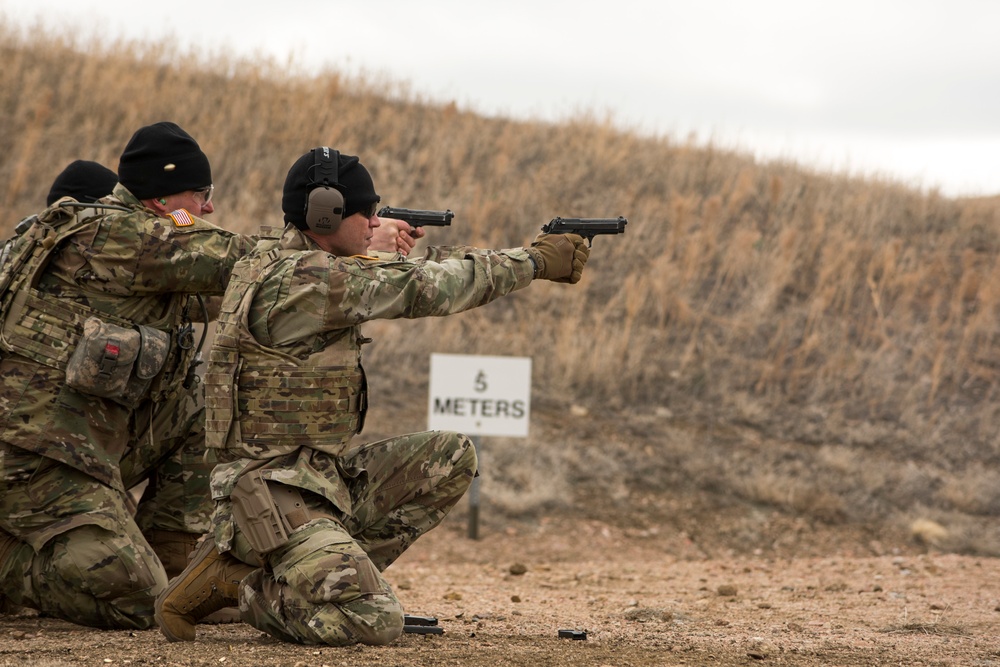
<box><xmin>2</xmin><ymin>21</ymin><xmax>999</xmax><ymax>558</ymax></box>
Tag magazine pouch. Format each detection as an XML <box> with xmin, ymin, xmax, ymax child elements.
<box><xmin>65</xmin><ymin>316</ymin><xmax>169</xmax><ymax>407</ymax></box>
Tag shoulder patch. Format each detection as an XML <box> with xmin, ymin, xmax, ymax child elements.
<box><xmin>167</xmin><ymin>209</ymin><xmax>195</xmax><ymax>227</ymax></box>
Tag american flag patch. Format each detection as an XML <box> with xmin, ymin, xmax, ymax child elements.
<box><xmin>167</xmin><ymin>209</ymin><xmax>195</xmax><ymax>227</ymax></box>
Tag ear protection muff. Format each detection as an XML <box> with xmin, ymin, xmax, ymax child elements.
<box><xmin>305</xmin><ymin>146</ymin><xmax>345</xmax><ymax>235</ymax></box>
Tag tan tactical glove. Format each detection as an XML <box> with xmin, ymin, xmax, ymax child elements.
<box><xmin>526</xmin><ymin>233</ymin><xmax>590</xmax><ymax>284</ymax></box>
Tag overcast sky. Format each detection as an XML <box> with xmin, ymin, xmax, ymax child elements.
<box><xmin>4</xmin><ymin>0</ymin><xmax>1000</xmax><ymax>197</ymax></box>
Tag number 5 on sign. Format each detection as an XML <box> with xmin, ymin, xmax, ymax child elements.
<box><xmin>427</xmin><ymin>353</ymin><xmax>532</xmax><ymax>438</ymax></box>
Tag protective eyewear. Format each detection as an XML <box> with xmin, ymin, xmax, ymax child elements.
<box><xmin>192</xmin><ymin>185</ymin><xmax>214</xmax><ymax>205</ymax></box>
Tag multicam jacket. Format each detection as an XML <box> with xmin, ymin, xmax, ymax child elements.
<box><xmin>0</xmin><ymin>184</ymin><xmax>254</xmax><ymax>489</ymax></box>
<box><xmin>205</xmin><ymin>223</ymin><xmax>535</xmax><ymax>461</ymax></box>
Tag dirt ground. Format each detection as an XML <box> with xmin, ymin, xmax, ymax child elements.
<box><xmin>1</xmin><ymin>407</ymin><xmax>999</xmax><ymax>667</ymax></box>
<box><xmin>1</xmin><ymin>510</ymin><xmax>999</xmax><ymax>666</ymax></box>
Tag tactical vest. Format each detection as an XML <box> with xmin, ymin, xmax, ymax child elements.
<box><xmin>205</xmin><ymin>230</ymin><xmax>368</xmax><ymax>459</ymax></box>
<box><xmin>0</xmin><ymin>200</ymin><xmax>194</xmax><ymax>402</ymax></box>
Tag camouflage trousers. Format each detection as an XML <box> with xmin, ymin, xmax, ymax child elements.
<box><xmin>219</xmin><ymin>430</ymin><xmax>477</xmax><ymax>645</ymax></box>
<box><xmin>124</xmin><ymin>390</ymin><xmax>215</xmax><ymax>537</ymax></box>
<box><xmin>0</xmin><ymin>451</ymin><xmax>166</xmax><ymax>628</ymax></box>
<box><xmin>0</xmin><ymin>387</ymin><xmax>214</xmax><ymax>629</ymax></box>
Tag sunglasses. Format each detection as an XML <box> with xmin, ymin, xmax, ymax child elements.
<box><xmin>192</xmin><ymin>184</ymin><xmax>214</xmax><ymax>205</ymax></box>
<box><xmin>358</xmin><ymin>201</ymin><xmax>378</xmax><ymax>219</ymax></box>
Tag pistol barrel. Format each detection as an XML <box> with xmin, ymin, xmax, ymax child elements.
<box><xmin>377</xmin><ymin>206</ymin><xmax>454</xmax><ymax>227</ymax></box>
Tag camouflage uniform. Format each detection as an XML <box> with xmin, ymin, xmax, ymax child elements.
<box><xmin>0</xmin><ymin>185</ymin><xmax>253</xmax><ymax>629</ymax></box>
<box><xmin>202</xmin><ymin>224</ymin><xmax>535</xmax><ymax>645</ymax></box>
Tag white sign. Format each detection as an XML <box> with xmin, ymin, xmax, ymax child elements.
<box><xmin>427</xmin><ymin>353</ymin><xmax>531</xmax><ymax>437</ymax></box>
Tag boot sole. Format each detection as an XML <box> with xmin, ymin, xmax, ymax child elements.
<box><xmin>201</xmin><ymin>607</ymin><xmax>241</xmax><ymax>624</ymax></box>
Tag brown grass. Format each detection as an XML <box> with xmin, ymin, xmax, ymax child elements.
<box><xmin>3</xmin><ymin>20</ymin><xmax>1000</xmax><ymax>554</ymax></box>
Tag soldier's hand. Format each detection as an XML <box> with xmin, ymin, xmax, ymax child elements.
<box><xmin>398</xmin><ymin>223</ymin><xmax>426</xmax><ymax>255</ymax></box>
<box><xmin>370</xmin><ymin>217</ymin><xmax>423</xmax><ymax>256</ymax></box>
<box><xmin>526</xmin><ymin>233</ymin><xmax>590</xmax><ymax>284</ymax></box>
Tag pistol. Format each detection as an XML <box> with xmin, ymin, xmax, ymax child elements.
<box><xmin>541</xmin><ymin>216</ymin><xmax>628</xmax><ymax>246</ymax></box>
<box><xmin>377</xmin><ymin>206</ymin><xmax>454</xmax><ymax>228</ymax></box>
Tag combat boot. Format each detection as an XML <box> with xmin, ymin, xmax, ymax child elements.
<box><xmin>148</xmin><ymin>530</ymin><xmax>241</xmax><ymax>624</ymax></box>
<box><xmin>154</xmin><ymin>537</ymin><xmax>256</xmax><ymax>641</ymax></box>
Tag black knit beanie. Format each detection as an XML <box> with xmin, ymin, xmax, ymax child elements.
<box><xmin>46</xmin><ymin>160</ymin><xmax>118</xmax><ymax>206</ymax></box>
<box><xmin>117</xmin><ymin>121</ymin><xmax>212</xmax><ymax>199</ymax></box>
<box><xmin>282</xmin><ymin>148</ymin><xmax>380</xmax><ymax>229</ymax></box>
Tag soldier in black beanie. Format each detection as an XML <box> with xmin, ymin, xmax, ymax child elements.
<box><xmin>280</xmin><ymin>147</ymin><xmax>424</xmax><ymax>254</ymax></box>
<box><xmin>46</xmin><ymin>160</ymin><xmax>118</xmax><ymax>207</ymax></box>
<box><xmin>281</xmin><ymin>150</ymin><xmax>381</xmax><ymax>230</ymax></box>
<box><xmin>154</xmin><ymin>145</ymin><xmax>592</xmax><ymax>645</ymax></box>
<box><xmin>0</xmin><ymin>120</ymin><xmax>254</xmax><ymax>633</ymax></box>
<box><xmin>118</xmin><ymin>121</ymin><xmax>215</xmax><ymax>217</ymax></box>
<box><xmin>119</xmin><ymin>121</ymin><xmax>211</xmax><ymax>197</ymax></box>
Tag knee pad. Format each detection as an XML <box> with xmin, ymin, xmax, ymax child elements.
<box><xmin>274</xmin><ymin>520</ymin><xmax>386</xmax><ymax>604</ymax></box>
<box><xmin>241</xmin><ymin>566</ymin><xmax>403</xmax><ymax>646</ymax></box>
<box><xmin>266</xmin><ymin>520</ymin><xmax>404</xmax><ymax>645</ymax></box>
<box><xmin>337</xmin><ymin>587</ymin><xmax>404</xmax><ymax>645</ymax></box>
